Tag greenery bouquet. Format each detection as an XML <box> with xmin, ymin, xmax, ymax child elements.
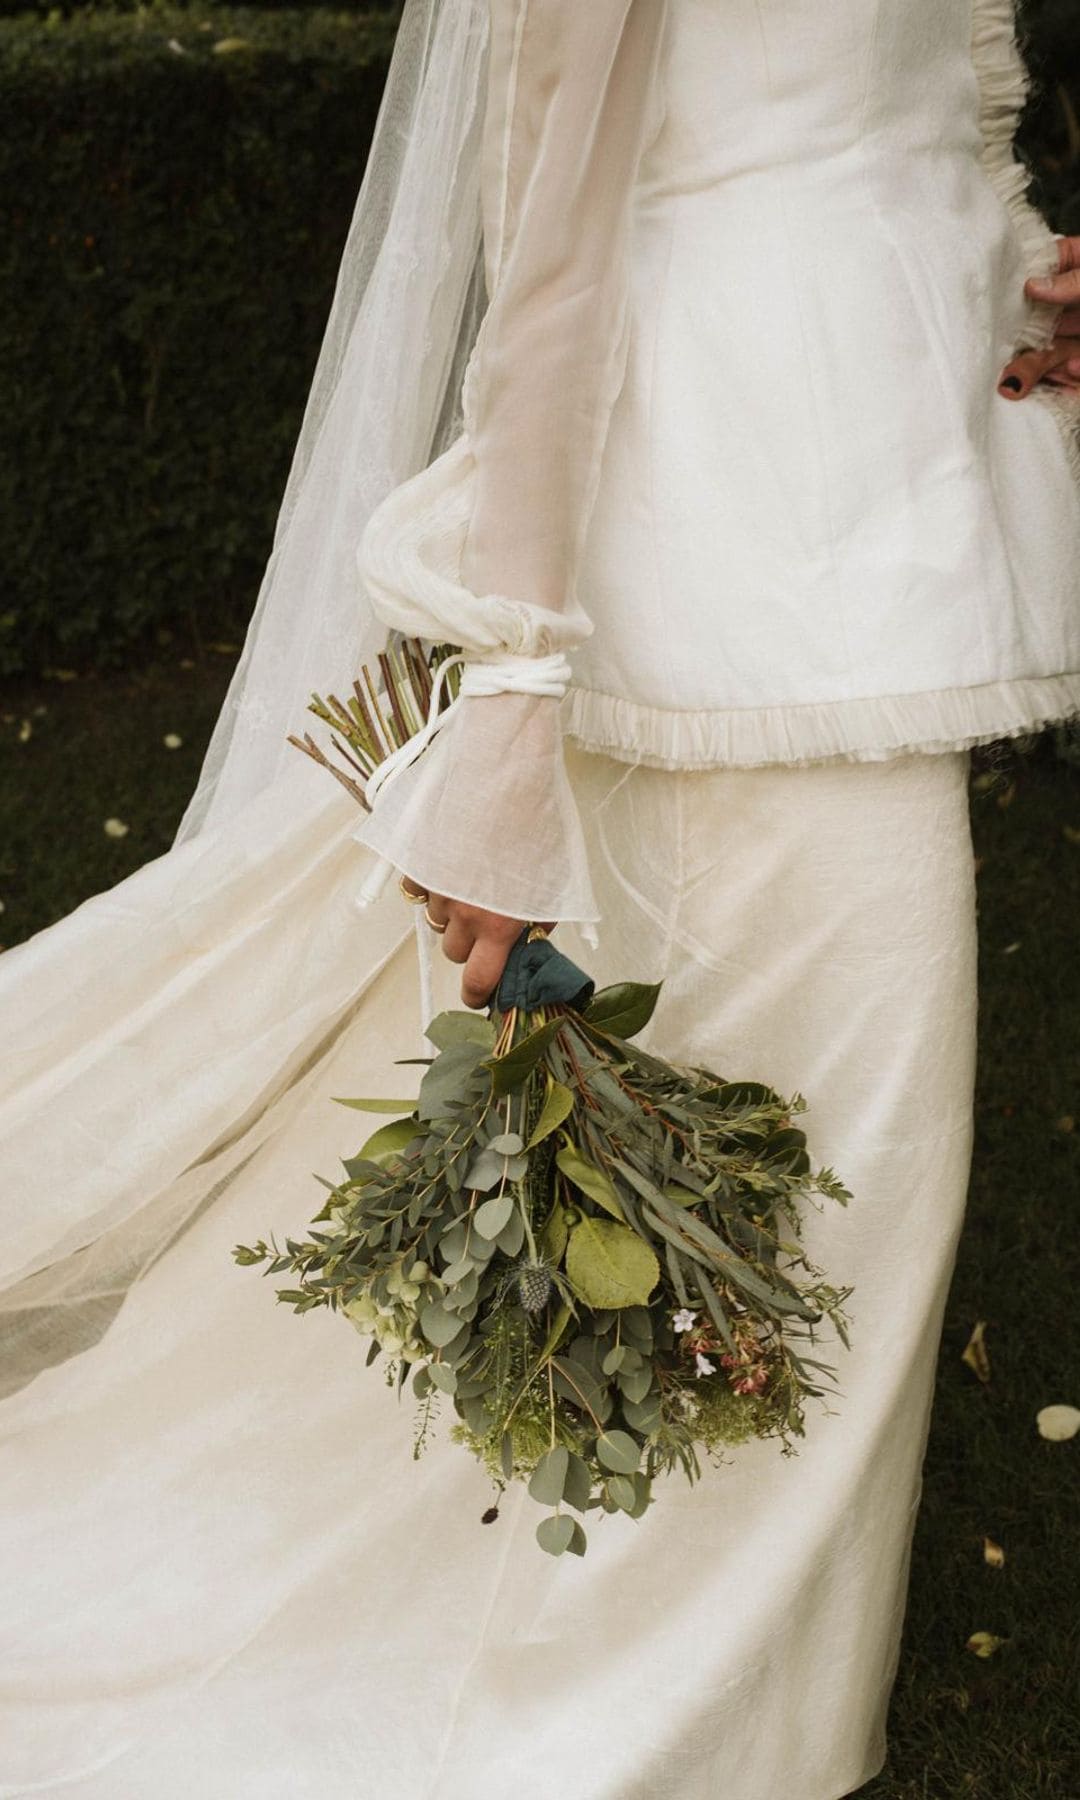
<box><xmin>233</xmin><ymin>638</ymin><xmax>855</xmax><ymax>1557</ymax></box>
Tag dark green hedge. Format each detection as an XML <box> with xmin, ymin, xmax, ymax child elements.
<box><xmin>0</xmin><ymin>5</ymin><xmax>398</xmax><ymax>672</ymax></box>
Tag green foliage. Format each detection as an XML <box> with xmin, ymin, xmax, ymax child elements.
<box><xmin>0</xmin><ymin>4</ymin><xmax>398</xmax><ymax>672</ymax></box>
<box><xmin>234</xmin><ymin>967</ymin><xmax>856</xmax><ymax>1557</ymax></box>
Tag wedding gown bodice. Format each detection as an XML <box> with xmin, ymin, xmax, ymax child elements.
<box><xmin>563</xmin><ymin>0</ymin><xmax>1080</xmax><ymax>765</ymax></box>
<box><xmin>353</xmin><ymin>0</ymin><xmax>1079</xmax><ymax>924</ymax></box>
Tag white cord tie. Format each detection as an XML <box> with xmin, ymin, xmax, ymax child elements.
<box><xmin>353</xmin><ymin>649</ymin><xmax>572</xmax><ymax>907</ymax></box>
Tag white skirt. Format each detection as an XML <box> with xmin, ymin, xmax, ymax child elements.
<box><xmin>0</xmin><ymin>747</ymin><xmax>977</xmax><ymax>1799</ymax></box>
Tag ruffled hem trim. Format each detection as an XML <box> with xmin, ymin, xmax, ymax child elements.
<box><xmin>560</xmin><ymin>672</ymin><xmax>1080</xmax><ymax>772</ymax></box>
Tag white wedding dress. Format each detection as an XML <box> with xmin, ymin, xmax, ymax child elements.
<box><xmin>1</xmin><ymin>1</ymin><xmax>1077</xmax><ymax>1795</ymax></box>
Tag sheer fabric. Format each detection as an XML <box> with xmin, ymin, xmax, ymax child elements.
<box><xmin>353</xmin><ymin>0</ymin><xmax>669</xmax><ymax>922</ymax></box>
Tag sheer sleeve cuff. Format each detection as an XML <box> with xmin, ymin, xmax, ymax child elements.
<box><xmin>350</xmin><ymin>689</ymin><xmax>601</xmax><ymax>924</ymax></box>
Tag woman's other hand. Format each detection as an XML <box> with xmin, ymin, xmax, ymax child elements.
<box><xmin>997</xmin><ymin>235</ymin><xmax>1080</xmax><ymax>398</ymax></box>
<box><xmin>400</xmin><ymin>877</ymin><xmax>557</xmax><ymax>1010</ymax></box>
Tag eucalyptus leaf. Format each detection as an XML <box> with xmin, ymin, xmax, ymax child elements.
<box><xmin>536</xmin><ymin>1513</ymin><xmax>575</xmax><ymax>1556</ymax></box>
<box><xmin>618</xmin><ymin>1364</ymin><xmax>654</xmax><ymax>1404</ymax></box>
<box><xmin>488</xmin><ymin>1131</ymin><xmax>524</xmax><ymax>1154</ymax></box>
<box><xmin>425</xmin><ymin>1011</ymin><xmax>498</xmax><ymax>1052</ymax></box>
<box><xmin>426</xmin><ymin>1360</ymin><xmax>458</xmax><ymax>1395</ymax></box>
<box><xmin>621</xmin><ymin>1395</ymin><xmax>662</xmax><ymax>1433</ymax></box>
<box><xmin>494</xmin><ymin>1208</ymin><xmax>526</xmax><ymax>1257</ymax></box>
<box><xmin>473</xmin><ymin>1193</ymin><xmax>514</xmax><ymax>1239</ymax></box>
<box><xmin>440</xmin><ymin>1256</ymin><xmax>477</xmax><ymax>1285</ymax></box>
<box><xmin>627</xmin><ymin>1472</ymin><xmax>654</xmax><ymax>1518</ymax></box>
<box><xmin>528</xmin><ymin>1445</ymin><xmax>569</xmax><ymax>1506</ymax></box>
<box><xmin>562</xmin><ymin>1452</ymin><xmax>592</xmax><ymax>1513</ymax></box>
<box><xmin>460</xmin><ymin>1395</ymin><xmax>490</xmax><ymax>1435</ymax></box>
<box><xmin>566</xmin><ymin>1520</ymin><xmax>588</xmax><ymax>1556</ymax></box>
<box><xmin>463</xmin><ymin>1147</ymin><xmax>506</xmax><ymax>1192</ymax></box>
<box><xmin>419</xmin><ymin>1302</ymin><xmax>464</xmax><ymax>1348</ymax></box>
<box><xmin>596</xmin><ymin>1429</ymin><xmax>641</xmax><ymax>1475</ymax></box>
<box><xmin>606</xmin><ymin>1474</ymin><xmax>637</xmax><ymax>1512</ymax></box>
<box><xmin>551</xmin><ymin>1356</ymin><xmax>609</xmax><ymax>1423</ymax></box>
<box><xmin>417</xmin><ymin>1041</ymin><xmax>491</xmax><ymax>1121</ymax></box>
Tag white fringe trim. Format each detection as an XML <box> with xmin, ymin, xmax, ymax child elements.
<box><xmin>560</xmin><ymin>673</ymin><xmax>1080</xmax><ymax>772</ymax></box>
<box><xmin>972</xmin><ymin>0</ymin><xmax>1063</xmax><ymax>352</ymax></box>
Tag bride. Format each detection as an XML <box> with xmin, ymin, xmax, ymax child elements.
<box><xmin>1</xmin><ymin>2</ymin><xmax>1078</xmax><ymax>1795</ymax></box>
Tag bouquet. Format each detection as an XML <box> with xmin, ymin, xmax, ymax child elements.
<box><xmin>233</xmin><ymin>638</ymin><xmax>855</xmax><ymax>1557</ymax></box>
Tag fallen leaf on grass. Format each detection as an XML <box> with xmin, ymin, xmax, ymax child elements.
<box><xmin>163</xmin><ymin>733</ymin><xmax>183</xmax><ymax>750</ymax></box>
<box><xmin>1035</xmin><ymin>1404</ymin><xmax>1080</xmax><ymax>1441</ymax></box>
<box><xmin>17</xmin><ymin>719</ymin><xmax>31</xmax><ymax>743</ymax></box>
<box><xmin>982</xmin><ymin>1536</ymin><xmax>1005</xmax><ymax>1568</ymax></box>
<box><xmin>103</xmin><ymin>818</ymin><xmax>130</xmax><ymax>840</ymax></box>
<box><xmin>1056</xmin><ymin>1115</ymin><xmax>1075</xmax><ymax>1134</ymax></box>
<box><xmin>1002</xmin><ymin>941</ymin><xmax>1021</xmax><ymax>955</ymax></box>
<box><xmin>961</xmin><ymin>1320</ymin><xmax>991</xmax><ymax>1384</ymax></box>
<box><xmin>966</xmin><ymin>1631</ymin><xmax>1008</xmax><ymax>1658</ymax></box>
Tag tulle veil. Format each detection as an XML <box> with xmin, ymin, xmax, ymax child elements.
<box><xmin>1</xmin><ymin>0</ymin><xmax>490</xmax><ymax>1394</ymax></box>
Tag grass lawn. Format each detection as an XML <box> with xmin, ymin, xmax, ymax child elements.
<box><xmin>1</xmin><ymin>666</ymin><xmax>1078</xmax><ymax>1798</ymax></box>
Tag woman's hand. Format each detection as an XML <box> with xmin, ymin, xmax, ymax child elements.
<box><xmin>997</xmin><ymin>235</ymin><xmax>1080</xmax><ymax>399</ymax></box>
<box><xmin>400</xmin><ymin>877</ymin><xmax>557</xmax><ymax>1010</ymax></box>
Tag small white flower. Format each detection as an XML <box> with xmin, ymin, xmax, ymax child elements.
<box><xmin>163</xmin><ymin>733</ymin><xmax>183</xmax><ymax>750</ymax></box>
<box><xmin>694</xmin><ymin>1352</ymin><xmax>716</xmax><ymax>1378</ymax></box>
<box><xmin>673</xmin><ymin>1308</ymin><xmax>697</xmax><ymax>1333</ymax></box>
<box><xmin>103</xmin><ymin>817</ymin><xmax>130</xmax><ymax>839</ymax></box>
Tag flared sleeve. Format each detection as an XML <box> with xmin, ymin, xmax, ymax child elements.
<box><xmin>351</xmin><ymin>0</ymin><xmax>668</xmax><ymax>923</ymax></box>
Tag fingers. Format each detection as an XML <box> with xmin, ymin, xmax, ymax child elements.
<box><xmin>421</xmin><ymin>894</ymin><xmax>527</xmax><ymax>1009</ymax></box>
<box><xmin>461</xmin><ymin>934</ymin><xmax>514</xmax><ymax>1011</ymax></box>
<box><xmin>998</xmin><ymin>339</ymin><xmax>1080</xmax><ymax>400</ymax></box>
<box><xmin>1025</xmin><ymin>234</ymin><xmax>1080</xmax><ymax>307</ymax></box>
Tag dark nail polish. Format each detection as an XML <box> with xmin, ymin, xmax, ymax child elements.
<box><xmin>1000</xmin><ymin>376</ymin><xmax>1023</xmax><ymax>393</ymax></box>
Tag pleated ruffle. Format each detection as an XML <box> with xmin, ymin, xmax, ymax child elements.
<box><xmin>972</xmin><ymin>0</ymin><xmax>1063</xmax><ymax>352</ymax></box>
<box><xmin>561</xmin><ymin>667</ymin><xmax>1080</xmax><ymax>772</ymax></box>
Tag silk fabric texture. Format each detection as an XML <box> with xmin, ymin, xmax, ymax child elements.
<box><xmin>355</xmin><ymin>0</ymin><xmax>1080</xmax><ymax>926</ymax></box>
<box><xmin>0</xmin><ymin>747</ymin><xmax>976</xmax><ymax>1798</ymax></box>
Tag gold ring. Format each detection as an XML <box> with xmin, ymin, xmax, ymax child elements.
<box><xmin>424</xmin><ymin>907</ymin><xmax>448</xmax><ymax>934</ymax></box>
<box><xmin>398</xmin><ymin>875</ymin><xmax>430</xmax><ymax>905</ymax></box>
